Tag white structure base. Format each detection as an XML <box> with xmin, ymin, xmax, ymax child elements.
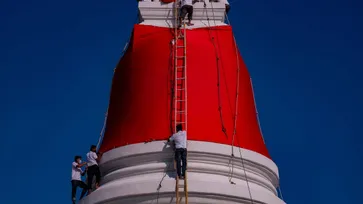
<box><xmin>80</xmin><ymin>141</ymin><xmax>285</xmax><ymax>204</ymax></box>
<box><xmin>138</xmin><ymin>1</ymin><xmax>227</xmax><ymax>28</ymax></box>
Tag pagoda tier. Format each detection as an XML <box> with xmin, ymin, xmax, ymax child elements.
<box><xmin>80</xmin><ymin>141</ymin><xmax>283</xmax><ymax>204</ymax></box>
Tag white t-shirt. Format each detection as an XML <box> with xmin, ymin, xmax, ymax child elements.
<box><xmin>169</xmin><ymin>130</ymin><xmax>187</xmax><ymax>149</ymax></box>
<box><xmin>87</xmin><ymin>151</ymin><xmax>98</xmax><ymax>167</ymax></box>
<box><xmin>181</xmin><ymin>0</ymin><xmax>193</xmax><ymax>7</ymax></box>
<box><xmin>71</xmin><ymin>162</ymin><xmax>83</xmax><ymax>181</ymax></box>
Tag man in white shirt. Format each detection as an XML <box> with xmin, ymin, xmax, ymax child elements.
<box><xmin>86</xmin><ymin>145</ymin><xmax>102</xmax><ymax>192</ymax></box>
<box><xmin>179</xmin><ymin>0</ymin><xmax>196</xmax><ymax>27</ymax></box>
<box><xmin>168</xmin><ymin>124</ymin><xmax>187</xmax><ymax>179</ymax></box>
<box><xmin>71</xmin><ymin>156</ymin><xmax>88</xmax><ymax>204</ymax></box>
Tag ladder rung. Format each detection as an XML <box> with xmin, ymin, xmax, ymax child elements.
<box><xmin>177</xmin><ymin>46</ymin><xmax>185</xmax><ymax>48</ymax></box>
<box><xmin>176</xmin><ymin>77</ymin><xmax>185</xmax><ymax>80</ymax></box>
<box><xmin>176</xmin><ymin>56</ymin><xmax>185</xmax><ymax>58</ymax></box>
<box><xmin>176</xmin><ymin>88</ymin><xmax>185</xmax><ymax>90</ymax></box>
<box><xmin>177</xmin><ymin>111</ymin><xmax>185</xmax><ymax>113</ymax></box>
<box><xmin>176</xmin><ymin>100</ymin><xmax>186</xmax><ymax>102</ymax></box>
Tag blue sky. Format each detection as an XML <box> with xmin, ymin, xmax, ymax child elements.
<box><xmin>1</xmin><ymin>0</ymin><xmax>362</xmax><ymax>203</ymax></box>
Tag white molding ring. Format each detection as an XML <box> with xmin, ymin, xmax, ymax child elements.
<box><xmin>80</xmin><ymin>141</ymin><xmax>285</xmax><ymax>204</ymax></box>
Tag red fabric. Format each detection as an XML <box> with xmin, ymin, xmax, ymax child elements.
<box><xmin>100</xmin><ymin>24</ymin><xmax>270</xmax><ymax>158</ymax></box>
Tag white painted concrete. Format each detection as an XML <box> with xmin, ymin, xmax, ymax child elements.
<box><xmin>138</xmin><ymin>1</ymin><xmax>227</xmax><ymax>28</ymax></box>
<box><xmin>80</xmin><ymin>141</ymin><xmax>285</xmax><ymax>204</ymax></box>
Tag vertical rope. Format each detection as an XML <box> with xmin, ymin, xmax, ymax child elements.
<box><xmin>250</xmin><ymin>77</ymin><xmax>266</xmax><ymax>144</ymax></box>
<box><xmin>96</xmin><ymin>108</ymin><xmax>109</xmax><ymax>151</ymax></box>
<box><xmin>278</xmin><ymin>186</ymin><xmax>285</xmax><ymax>201</ymax></box>
<box><xmin>207</xmin><ymin>2</ymin><xmax>254</xmax><ymax>203</ymax></box>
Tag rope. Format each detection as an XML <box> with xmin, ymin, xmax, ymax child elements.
<box><xmin>95</xmin><ymin>66</ymin><xmax>118</xmax><ymax>152</ymax></box>
<box><xmin>169</xmin><ymin>39</ymin><xmax>176</xmax><ymax>134</ymax></box>
<box><xmin>225</xmin><ymin>7</ymin><xmax>231</xmax><ymax>25</ymax></box>
<box><xmin>204</xmin><ymin>4</ymin><xmax>228</xmax><ymax>139</ymax></box>
<box><xmin>250</xmin><ymin>78</ymin><xmax>284</xmax><ymax>202</ymax></box>
<box><xmin>278</xmin><ymin>186</ymin><xmax>285</xmax><ymax>201</ymax></box>
<box><xmin>250</xmin><ymin>77</ymin><xmax>266</xmax><ymax>144</ymax></box>
<box><xmin>206</xmin><ymin>2</ymin><xmax>254</xmax><ymax>203</ymax></box>
<box><xmin>94</xmin><ymin>11</ymin><xmax>140</xmax><ymax>151</ymax></box>
<box><xmin>205</xmin><ymin>1</ymin><xmax>235</xmax><ymax>181</ymax></box>
<box><xmin>237</xmin><ymin>143</ymin><xmax>255</xmax><ymax>204</ymax></box>
<box><xmin>156</xmin><ymin>159</ymin><xmax>173</xmax><ymax>204</ymax></box>
<box><xmin>96</xmin><ymin>108</ymin><xmax>109</xmax><ymax>151</ymax></box>
<box><xmin>230</xmin><ymin>34</ymin><xmax>240</xmax><ymax>177</ymax></box>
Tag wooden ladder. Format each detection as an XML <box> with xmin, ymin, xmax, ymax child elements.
<box><xmin>174</xmin><ymin>1</ymin><xmax>188</xmax><ymax>203</ymax></box>
<box><xmin>175</xmin><ymin>161</ymin><xmax>188</xmax><ymax>204</ymax></box>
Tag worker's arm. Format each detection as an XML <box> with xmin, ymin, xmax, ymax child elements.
<box><xmin>168</xmin><ymin>134</ymin><xmax>175</xmax><ymax>142</ymax></box>
<box><xmin>96</xmin><ymin>152</ymin><xmax>103</xmax><ymax>162</ymax></box>
<box><xmin>81</xmin><ymin>167</ymin><xmax>87</xmax><ymax>176</ymax></box>
<box><xmin>75</xmin><ymin>162</ymin><xmax>87</xmax><ymax>168</ymax></box>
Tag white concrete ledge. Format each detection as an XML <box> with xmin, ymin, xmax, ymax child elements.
<box><xmin>80</xmin><ymin>141</ymin><xmax>285</xmax><ymax>204</ymax></box>
<box><xmin>138</xmin><ymin>1</ymin><xmax>227</xmax><ymax>28</ymax></box>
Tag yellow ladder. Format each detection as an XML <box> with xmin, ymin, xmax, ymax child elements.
<box><xmin>175</xmin><ymin>169</ymin><xmax>188</xmax><ymax>204</ymax></box>
<box><xmin>173</xmin><ymin>3</ymin><xmax>188</xmax><ymax>133</ymax></box>
<box><xmin>174</xmin><ymin>1</ymin><xmax>188</xmax><ymax>203</ymax></box>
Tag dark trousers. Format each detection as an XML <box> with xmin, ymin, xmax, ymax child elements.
<box><xmin>87</xmin><ymin>165</ymin><xmax>101</xmax><ymax>189</ymax></box>
<box><xmin>180</xmin><ymin>5</ymin><xmax>193</xmax><ymax>21</ymax></box>
<box><xmin>175</xmin><ymin>148</ymin><xmax>187</xmax><ymax>177</ymax></box>
<box><xmin>71</xmin><ymin>180</ymin><xmax>88</xmax><ymax>202</ymax></box>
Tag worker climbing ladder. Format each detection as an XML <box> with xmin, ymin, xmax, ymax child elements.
<box><xmin>173</xmin><ymin>1</ymin><xmax>188</xmax><ymax>204</ymax></box>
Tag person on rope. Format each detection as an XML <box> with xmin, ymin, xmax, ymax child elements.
<box><xmin>179</xmin><ymin>0</ymin><xmax>196</xmax><ymax>28</ymax></box>
<box><xmin>71</xmin><ymin>156</ymin><xmax>88</xmax><ymax>204</ymax></box>
<box><xmin>168</xmin><ymin>124</ymin><xmax>187</xmax><ymax>179</ymax></box>
<box><xmin>86</xmin><ymin>145</ymin><xmax>102</xmax><ymax>192</ymax></box>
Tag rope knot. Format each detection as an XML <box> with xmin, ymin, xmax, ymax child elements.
<box><xmin>222</xmin><ymin>127</ymin><xmax>227</xmax><ymax>133</ymax></box>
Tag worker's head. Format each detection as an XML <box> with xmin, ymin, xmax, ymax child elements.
<box><xmin>90</xmin><ymin>145</ymin><xmax>97</xmax><ymax>152</ymax></box>
<box><xmin>176</xmin><ymin>124</ymin><xmax>183</xmax><ymax>132</ymax></box>
<box><xmin>74</xmin><ymin>156</ymin><xmax>82</xmax><ymax>163</ymax></box>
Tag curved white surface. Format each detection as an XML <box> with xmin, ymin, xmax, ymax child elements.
<box><xmin>80</xmin><ymin>141</ymin><xmax>285</xmax><ymax>204</ymax></box>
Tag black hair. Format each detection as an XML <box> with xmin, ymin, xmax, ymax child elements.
<box><xmin>176</xmin><ymin>124</ymin><xmax>183</xmax><ymax>132</ymax></box>
<box><xmin>90</xmin><ymin>145</ymin><xmax>97</xmax><ymax>151</ymax></box>
<box><xmin>74</xmin><ymin>156</ymin><xmax>82</xmax><ymax>162</ymax></box>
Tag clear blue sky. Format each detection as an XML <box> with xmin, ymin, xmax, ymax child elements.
<box><xmin>1</xmin><ymin>0</ymin><xmax>362</xmax><ymax>203</ymax></box>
